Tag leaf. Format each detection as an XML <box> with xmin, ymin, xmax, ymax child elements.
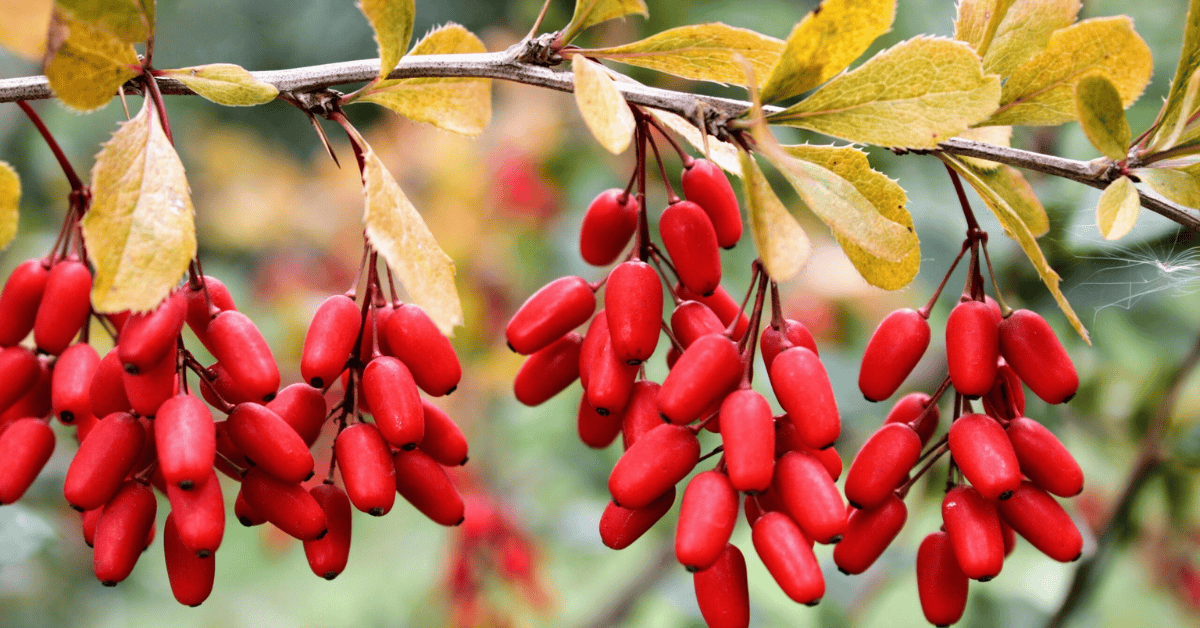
<box><xmin>572</xmin><ymin>56</ymin><xmax>635</xmax><ymax>154</ymax></box>
<box><xmin>358</xmin><ymin>0</ymin><xmax>415</xmax><ymax>80</ymax></box>
<box><xmin>561</xmin><ymin>0</ymin><xmax>648</xmax><ymax>44</ymax></box>
<box><xmin>953</xmin><ymin>125</ymin><xmax>1012</xmax><ymax>171</ymax></box>
<box><xmin>83</xmin><ymin>99</ymin><xmax>196</xmax><ymax>313</ymax></box>
<box><xmin>956</xmin><ymin>0</ymin><xmax>1079</xmax><ymax>76</ymax></box>
<box><xmin>739</xmin><ymin>152</ymin><xmax>810</xmax><ymax>282</ymax></box>
<box><xmin>0</xmin><ymin>161</ymin><xmax>18</xmax><ymax>251</ymax></box>
<box><xmin>586</xmin><ymin>23</ymin><xmax>783</xmax><ymax>86</ymax></box>
<box><xmin>782</xmin><ymin>144</ymin><xmax>919</xmax><ymax>290</ymax></box>
<box><xmin>953</xmin><ymin>0</ymin><xmax>1016</xmax><ymax>60</ymax></box>
<box><xmin>160</xmin><ymin>64</ymin><xmax>278</xmax><ymax>106</ymax></box>
<box><xmin>943</xmin><ymin>155</ymin><xmax>1088</xmax><ymax>343</ymax></box>
<box><xmin>1096</xmin><ymin>176</ymin><xmax>1139</xmax><ymax>240</ymax></box>
<box><xmin>767</xmin><ymin>36</ymin><xmax>1001</xmax><ymax>149</ymax></box>
<box><xmin>359</xmin><ymin>24</ymin><xmax>491</xmax><ymax>137</ymax></box>
<box><xmin>983</xmin><ymin>16</ymin><xmax>1153</xmax><ymax>127</ymax></box>
<box><xmin>1075</xmin><ymin>75</ymin><xmax>1131</xmax><ymax>161</ymax></box>
<box><xmin>759</xmin><ymin>0</ymin><xmax>896</xmax><ymax>103</ymax></box>
<box><xmin>1148</xmin><ymin>0</ymin><xmax>1200</xmax><ymax>150</ymax></box>
<box><xmin>344</xmin><ymin>125</ymin><xmax>462</xmax><ymax>335</ymax></box>
<box><xmin>648</xmin><ymin>109</ymin><xmax>741</xmax><ymax>177</ymax></box>
<box><xmin>44</xmin><ymin>11</ymin><xmax>141</xmax><ymax>113</ymax></box>
<box><xmin>1136</xmin><ymin>166</ymin><xmax>1200</xmax><ymax>209</ymax></box>
<box><xmin>969</xmin><ymin>164</ymin><xmax>1049</xmax><ymax>237</ymax></box>
<box><xmin>55</xmin><ymin>0</ymin><xmax>153</xmax><ymax>44</ymax></box>
<box><xmin>0</xmin><ymin>0</ymin><xmax>53</xmax><ymax>58</ymax></box>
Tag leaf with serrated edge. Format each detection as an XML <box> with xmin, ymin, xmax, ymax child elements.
<box><xmin>586</xmin><ymin>24</ymin><xmax>783</xmax><ymax>86</ymax></box>
<box><xmin>1096</xmin><ymin>176</ymin><xmax>1139</xmax><ymax>240</ymax></box>
<box><xmin>759</xmin><ymin>0</ymin><xmax>895</xmax><ymax>103</ymax></box>
<box><xmin>83</xmin><ymin>99</ymin><xmax>196</xmax><ymax>313</ymax></box>
<box><xmin>346</xmin><ymin>125</ymin><xmax>462</xmax><ymax>335</ymax></box>
<box><xmin>1076</xmin><ymin>75</ymin><xmax>1131</xmax><ymax>161</ymax></box>
<box><xmin>360</xmin><ymin>24</ymin><xmax>491</xmax><ymax>137</ymax></box>
<box><xmin>782</xmin><ymin>144</ymin><xmax>918</xmax><ymax>289</ymax></box>
<box><xmin>44</xmin><ymin>12</ymin><xmax>140</xmax><ymax>113</ymax></box>
<box><xmin>55</xmin><ymin>0</ymin><xmax>153</xmax><ymax>44</ymax></box>
<box><xmin>944</xmin><ymin>155</ymin><xmax>1088</xmax><ymax>343</ymax></box>
<box><xmin>358</xmin><ymin>0</ymin><xmax>414</xmax><ymax>80</ymax></box>
<box><xmin>957</xmin><ymin>0</ymin><xmax>1078</xmax><ymax>76</ymax></box>
<box><xmin>1136</xmin><ymin>167</ymin><xmax>1200</xmax><ymax>209</ymax></box>
<box><xmin>572</xmin><ymin>56</ymin><xmax>635</xmax><ymax>154</ymax></box>
<box><xmin>0</xmin><ymin>0</ymin><xmax>53</xmax><ymax>58</ymax></box>
<box><xmin>1151</xmin><ymin>70</ymin><xmax>1200</xmax><ymax>151</ymax></box>
<box><xmin>739</xmin><ymin>152</ymin><xmax>809</xmax><ymax>282</ymax></box>
<box><xmin>768</xmin><ymin>36</ymin><xmax>1000</xmax><ymax>149</ymax></box>
<box><xmin>562</xmin><ymin>0</ymin><xmax>648</xmax><ymax>44</ymax></box>
<box><xmin>984</xmin><ymin>17</ymin><xmax>1152</xmax><ymax>127</ymax></box>
<box><xmin>954</xmin><ymin>126</ymin><xmax>1011</xmax><ymax>171</ymax></box>
<box><xmin>160</xmin><ymin>64</ymin><xmax>278</xmax><ymax>106</ymax></box>
<box><xmin>0</xmin><ymin>162</ymin><xmax>18</xmax><ymax>250</ymax></box>
<box><xmin>1149</xmin><ymin>0</ymin><xmax>1200</xmax><ymax>150</ymax></box>
<box><xmin>649</xmin><ymin>109</ymin><xmax>741</xmax><ymax>177</ymax></box>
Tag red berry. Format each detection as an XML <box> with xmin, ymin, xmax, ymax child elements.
<box><xmin>33</xmin><ymin>259</ymin><xmax>91</xmax><ymax>355</ymax></box>
<box><xmin>240</xmin><ymin>467</ymin><xmax>328</xmax><ymax>541</ymax></box>
<box><xmin>119</xmin><ymin>290</ymin><xmax>187</xmax><ymax>374</ymax></box>
<box><xmin>659</xmin><ymin>200</ymin><xmax>722</xmax><ymax>297</ymax></box>
<box><xmin>946</xmin><ymin>300</ymin><xmax>1000</xmax><ymax>397</ymax></box>
<box><xmin>90</xmin><ymin>348</ymin><xmax>133</xmax><ymax>418</ymax></box>
<box><xmin>0</xmin><ymin>259</ymin><xmax>49</xmax><ymax>347</ymax></box>
<box><xmin>681</xmin><ymin>159</ymin><xmax>742</xmax><ymax>249</ymax></box>
<box><xmin>419</xmin><ymin>399</ymin><xmax>470</xmax><ymax>466</ymax></box>
<box><xmin>64</xmin><ymin>412</ymin><xmax>146</xmax><ymax>511</ymax></box>
<box><xmin>300</xmin><ymin>294</ymin><xmax>361</xmax><ymax>389</ymax></box>
<box><xmin>997</xmin><ymin>480</ymin><xmax>1083</xmax><ymax>563</ymax></box>
<box><xmin>227</xmin><ymin>402</ymin><xmax>314</xmax><ymax>484</ymax></box>
<box><xmin>514</xmin><ymin>332</ymin><xmax>582</xmax><ymax>406</ymax></box>
<box><xmin>198</xmin><ymin>361</ymin><xmax>250</xmax><ymax>409</ymax></box>
<box><xmin>155</xmin><ymin>395</ymin><xmax>216</xmax><ymax>491</ymax></box>
<box><xmin>335</xmin><ymin>422</ymin><xmax>397</xmax><ymax>516</ymax></box>
<box><xmin>506</xmin><ymin>276</ymin><xmax>595</xmax><ymax>355</ymax></box>
<box><xmin>599</xmin><ymin>488</ymin><xmax>675</xmax><ymax>550</ymax></box>
<box><xmin>578</xmin><ymin>395</ymin><xmax>624</xmax><ymax>449</ymax></box>
<box><xmin>0</xmin><ymin>346</ymin><xmax>41</xmax><ymax>414</ymax></box>
<box><xmin>51</xmin><ymin>343</ymin><xmax>100</xmax><ymax>424</ymax></box>
<box><xmin>93</xmin><ymin>481</ymin><xmax>157</xmax><ymax>586</ymax></box>
<box><xmin>386</xmin><ymin>303</ymin><xmax>462</xmax><ymax>396</ymax></box>
<box><xmin>206</xmin><ymin>310</ymin><xmax>280</xmax><ymax>402</ymax></box>
<box><xmin>585</xmin><ymin>332</ymin><xmax>639</xmax><ymax>415</ymax></box>
<box><xmin>163</xmin><ymin>514</ymin><xmax>216</xmax><ymax>606</ymax></box>
<box><xmin>605</xmin><ymin>261</ymin><xmax>663</xmax><ymax>364</ymax></box>
<box><xmin>0</xmin><ymin>418</ymin><xmax>55</xmax><ymax>504</ymax></box>
<box><xmin>658</xmin><ymin>333</ymin><xmax>742</xmax><ymax>425</ymax></box>
<box><xmin>234</xmin><ymin>489</ymin><xmax>266</xmax><ymax>527</ymax></box>
<box><xmin>858</xmin><ymin>308</ymin><xmax>930</xmax><ymax>402</ymax></box>
<box><xmin>883</xmin><ymin>392</ymin><xmax>940</xmax><ymax>446</ymax></box>
<box><xmin>578</xmin><ymin>310</ymin><xmax>608</xmax><ymax>390</ymax></box>
<box><xmin>620</xmin><ymin>381</ymin><xmax>661</xmax><ymax>450</ymax></box>
<box><xmin>184</xmin><ymin>275</ymin><xmax>237</xmax><ymax>352</ymax></box>
<box><xmin>770</xmin><ymin>347</ymin><xmax>839</xmax><ymax>450</ymax></box>
<box><xmin>675</xmin><ymin>470</ymin><xmax>738</xmax><ymax>571</ymax></box>
<box><xmin>719</xmin><ymin>389</ymin><xmax>775</xmax><ymax>493</ymax></box>
<box><xmin>121</xmin><ymin>343</ymin><xmax>177</xmax><ymax>417</ymax></box>
<box><xmin>942</xmin><ymin>485</ymin><xmax>1005</xmax><ymax>581</ymax></box>
<box><xmin>760</xmin><ymin>318</ymin><xmax>818</xmax><ymax>371</ymax></box>
<box><xmin>834</xmin><ymin>495</ymin><xmax>908</xmax><ymax>575</ymax></box>
<box><xmin>579</xmin><ymin>188</ymin><xmax>638</xmax><ymax>266</ymax></box>
<box><xmin>392</xmin><ymin>448</ymin><xmax>465</xmax><ymax>526</ymax></box>
<box><xmin>947</xmin><ymin>413</ymin><xmax>1021</xmax><ymax>501</ymax></box>
<box><xmin>775</xmin><ymin>415</ymin><xmax>843</xmax><ymax>480</ymax></box>
<box><xmin>773</xmin><ymin>451</ymin><xmax>846</xmax><ymax>544</ymax></box>
<box><xmin>982</xmin><ymin>358</ymin><xmax>1025</xmax><ymax>421</ymax></box>
<box><xmin>166</xmin><ymin>469</ymin><xmax>225</xmax><ymax>556</ymax></box>
<box><xmin>693</xmin><ymin>544</ymin><xmax>751</xmax><ymax>628</ymax></box>
<box><xmin>844</xmin><ymin>423</ymin><xmax>921</xmax><ymax>510</ymax></box>
<box><xmin>675</xmin><ymin>283</ymin><xmax>748</xmax><ymax>340</ymax></box>
<box><xmin>608</xmin><ymin>423</ymin><xmax>700</xmax><ymax>509</ymax></box>
<box><xmin>917</xmin><ymin>531</ymin><xmax>969</xmax><ymax>627</ymax></box>
<box><xmin>265</xmin><ymin>383</ymin><xmax>328</xmax><ymax>447</ymax></box>
<box><xmin>998</xmin><ymin>309</ymin><xmax>1078</xmax><ymax>404</ymax></box>
<box><xmin>1006</xmin><ymin>417</ymin><xmax>1083</xmax><ymax>497</ymax></box>
<box><xmin>303</xmin><ymin>483</ymin><xmax>353</xmax><ymax>579</ymax></box>
<box><xmin>670</xmin><ymin>300</ymin><xmax>724</xmax><ymax>349</ymax></box>
<box><xmin>362</xmin><ymin>356</ymin><xmax>424</xmax><ymax>449</ymax></box>
<box><xmin>752</xmin><ymin>511</ymin><xmax>824</xmax><ymax>605</ymax></box>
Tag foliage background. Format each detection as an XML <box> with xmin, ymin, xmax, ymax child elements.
<box><xmin>1</xmin><ymin>0</ymin><xmax>1199</xmax><ymax>626</ymax></box>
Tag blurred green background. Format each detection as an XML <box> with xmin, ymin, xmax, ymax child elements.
<box><xmin>3</xmin><ymin>0</ymin><xmax>1200</xmax><ymax>627</ymax></box>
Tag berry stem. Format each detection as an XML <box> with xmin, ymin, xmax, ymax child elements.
<box><xmin>917</xmin><ymin>240</ymin><xmax>970</xmax><ymax>319</ymax></box>
<box><xmin>943</xmin><ymin>162</ymin><xmax>980</xmax><ymax>233</ymax></box>
<box><xmin>768</xmin><ymin>280</ymin><xmax>785</xmax><ymax>329</ymax></box>
<box><xmin>632</xmin><ymin>122</ymin><xmax>651</xmax><ymax>262</ymax></box>
<box><xmin>732</xmin><ymin>260</ymin><xmax>763</xmax><ymax>347</ymax></box>
<box><xmin>739</xmin><ymin>263</ymin><xmax>770</xmax><ymax>385</ymax></box>
<box><xmin>978</xmin><ymin>236</ymin><xmax>1013</xmax><ymax>315</ymax></box>
<box><xmin>16</xmin><ymin>101</ymin><xmax>85</xmax><ymax>193</ymax></box>
<box><xmin>896</xmin><ymin>440</ymin><xmax>949</xmax><ymax>499</ymax></box>
<box><xmin>643</xmin><ymin>111</ymin><xmax>694</xmax><ymax>167</ymax></box>
<box><xmin>643</xmin><ymin>124</ymin><xmax>679</xmax><ymax>204</ymax></box>
<box><xmin>142</xmin><ymin>73</ymin><xmax>175</xmax><ymax>145</ymax></box>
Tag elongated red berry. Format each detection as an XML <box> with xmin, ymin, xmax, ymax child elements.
<box><xmin>946</xmin><ymin>300</ymin><xmax>1000</xmax><ymax>397</ymax></box>
<box><xmin>33</xmin><ymin>259</ymin><xmax>91</xmax><ymax>356</ymax></box>
<box><xmin>675</xmin><ymin>283</ymin><xmax>749</xmax><ymax>340</ymax></box>
<box><xmin>64</xmin><ymin>412</ymin><xmax>146</xmax><ymax>511</ymax></box>
<box><xmin>660</xmin><ymin>200</ymin><xmax>722</xmax><ymax>297</ymax></box>
<box><xmin>363</xmin><ymin>356</ymin><xmax>424</xmax><ymax>449</ymax></box>
<box><xmin>760</xmin><ymin>318</ymin><xmax>818</xmax><ymax>371</ymax></box>
<box><xmin>605</xmin><ymin>261</ymin><xmax>662</xmax><ymax>364</ymax></box>
<box><xmin>206</xmin><ymin>310</ymin><xmax>279</xmax><ymax>402</ymax></box>
<box><xmin>659</xmin><ymin>333</ymin><xmax>741</xmax><ymax>425</ymax></box>
<box><xmin>1007</xmin><ymin>417</ymin><xmax>1083</xmax><ymax>497</ymax></box>
<box><xmin>234</xmin><ymin>490</ymin><xmax>266</xmax><ymax>527</ymax></box>
<box><xmin>393</xmin><ymin>449</ymin><xmax>465</xmax><ymax>526</ymax></box>
<box><xmin>773</xmin><ymin>451</ymin><xmax>846</xmax><ymax>544</ymax></box>
<box><xmin>834</xmin><ymin>495</ymin><xmax>908</xmax><ymax>575</ymax></box>
<box><xmin>301</xmin><ymin>294</ymin><xmax>361</xmax><ymax>389</ymax></box>
<box><xmin>164</xmin><ymin>514</ymin><xmax>215</xmax><ymax>606</ymax></box>
<box><xmin>419</xmin><ymin>399</ymin><xmax>469</xmax><ymax>466</ymax></box>
<box><xmin>240</xmin><ymin>468</ymin><xmax>328</xmax><ymax>541</ymax></box>
<box><xmin>681</xmin><ymin>159</ymin><xmax>742</xmax><ymax>249</ymax></box>
<box><xmin>266</xmin><ymin>383</ymin><xmax>328</xmax><ymax>447</ymax></box>
<box><xmin>599</xmin><ymin>488</ymin><xmax>675</xmax><ymax>550</ymax></box>
<box><xmin>166</xmin><ymin>469</ymin><xmax>225</xmax><ymax>557</ymax></box>
<box><xmin>982</xmin><ymin>358</ymin><xmax>1025</xmax><ymax>421</ymax></box>
<box><xmin>719</xmin><ymin>389</ymin><xmax>775</xmax><ymax>493</ymax></box>
<box><xmin>336</xmin><ymin>422</ymin><xmax>396</xmax><ymax>516</ymax></box>
<box><xmin>917</xmin><ymin>531</ymin><xmax>969</xmax><ymax>627</ymax></box>
<box><xmin>506</xmin><ymin>276</ymin><xmax>595</xmax><ymax>355</ymax></box>
<box><xmin>515</xmin><ymin>332</ymin><xmax>582</xmax><ymax>406</ymax></box>
<box><xmin>752</xmin><ymin>511</ymin><xmax>824</xmax><ymax>605</ymax></box>
<box><xmin>997</xmin><ymin>480</ymin><xmax>1083</xmax><ymax>563</ymax></box>
<box><xmin>859</xmin><ymin>308</ymin><xmax>930</xmax><ymax>402</ymax></box>
<box><xmin>52</xmin><ymin>343</ymin><xmax>100</xmax><ymax>424</ymax></box>
<box><xmin>883</xmin><ymin>392</ymin><xmax>939</xmax><ymax>447</ymax></box>
<box><xmin>775</xmin><ymin>415</ymin><xmax>843</xmax><ymax>481</ymax></box>
<box><xmin>948</xmin><ymin>413</ymin><xmax>1021</xmax><ymax>501</ymax></box>
<box><xmin>304</xmin><ymin>483</ymin><xmax>352</xmax><ymax>579</ymax></box>
<box><xmin>942</xmin><ymin>485</ymin><xmax>1004</xmax><ymax>582</ymax></box>
<box><xmin>0</xmin><ymin>346</ymin><xmax>41</xmax><ymax>414</ymax></box>
<box><xmin>609</xmin><ymin>423</ymin><xmax>700</xmax><ymax>509</ymax></box>
<box><xmin>670</xmin><ymin>300</ymin><xmax>724</xmax><ymax>349</ymax></box>
<box><xmin>621</xmin><ymin>381</ymin><xmax>661</xmax><ymax>450</ymax></box>
<box><xmin>845</xmin><ymin>423</ymin><xmax>921</xmax><ymax>510</ymax></box>
<box><xmin>743</xmin><ymin>485</ymin><xmax>786</xmax><ymax>527</ymax></box>
<box><xmin>227</xmin><ymin>402</ymin><xmax>314</xmax><ymax>484</ymax></box>
<box><xmin>90</xmin><ymin>348</ymin><xmax>133</xmax><ymax>419</ymax></box>
<box><xmin>998</xmin><ymin>309</ymin><xmax>1078</xmax><ymax>404</ymax></box>
<box><xmin>675</xmin><ymin>470</ymin><xmax>738</xmax><ymax>571</ymax></box>
<box><xmin>578</xmin><ymin>395</ymin><xmax>623</xmax><ymax>449</ymax></box>
<box><xmin>156</xmin><ymin>395</ymin><xmax>215</xmax><ymax>491</ymax></box>
<box><xmin>93</xmin><ymin>480</ymin><xmax>157</xmax><ymax>586</ymax></box>
<box><xmin>386</xmin><ymin>303</ymin><xmax>461</xmax><ymax>396</ymax></box>
<box><xmin>185</xmin><ymin>275</ymin><xmax>237</xmax><ymax>352</ymax></box>
<box><xmin>0</xmin><ymin>418</ymin><xmax>55</xmax><ymax>504</ymax></box>
<box><xmin>0</xmin><ymin>259</ymin><xmax>49</xmax><ymax>347</ymax></box>
<box><xmin>119</xmin><ymin>290</ymin><xmax>187</xmax><ymax>374</ymax></box>
<box><xmin>586</xmin><ymin>332</ymin><xmax>638</xmax><ymax>415</ymax></box>
<box><xmin>0</xmin><ymin>355</ymin><xmax>50</xmax><ymax>426</ymax></box>
<box><xmin>121</xmin><ymin>344</ymin><xmax>177</xmax><ymax>417</ymax></box>
<box><xmin>693</xmin><ymin>544</ymin><xmax>750</xmax><ymax>628</ymax></box>
<box><xmin>580</xmin><ymin>188</ymin><xmax>639</xmax><ymax>266</ymax></box>
<box><xmin>578</xmin><ymin>310</ymin><xmax>607</xmax><ymax>390</ymax></box>
<box><xmin>770</xmin><ymin>347</ymin><xmax>839</xmax><ymax>450</ymax></box>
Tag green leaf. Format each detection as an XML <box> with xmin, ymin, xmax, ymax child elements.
<box><xmin>767</xmin><ymin>36</ymin><xmax>1000</xmax><ymax>149</ymax></box>
<box><xmin>586</xmin><ymin>23</ymin><xmax>783</xmax><ymax>86</ymax></box>
<box><xmin>970</xmin><ymin>164</ymin><xmax>1049</xmax><ymax>237</ymax></box>
<box><xmin>758</xmin><ymin>0</ymin><xmax>896</xmax><ymax>103</ymax></box>
<box><xmin>943</xmin><ymin>155</ymin><xmax>1088</xmax><ymax>343</ymax></box>
<box><xmin>739</xmin><ymin>152</ymin><xmax>810</xmax><ymax>282</ymax></box>
<box><xmin>44</xmin><ymin>11</ymin><xmax>140</xmax><ymax>113</ymax></box>
<box><xmin>160</xmin><ymin>64</ymin><xmax>278</xmax><ymax>106</ymax></box>
<box><xmin>956</xmin><ymin>0</ymin><xmax>1079</xmax><ymax>76</ymax></box>
<box><xmin>1075</xmin><ymin>75</ymin><xmax>1131</xmax><ymax>161</ymax></box>
<box><xmin>83</xmin><ymin>99</ymin><xmax>196</xmax><ymax>313</ymax></box>
<box><xmin>0</xmin><ymin>162</ymin><xmax>18</xmax><ymax>251</ymax></box>
<box><xmin>359</xmin><ymin>24</ymin><xmax>491</xmax><ymax>137</ymax></box>
<box><xmin>55</xmin><ymin>0</ymin><xmax>153</xmax><ymax>44</ymax></box>
<box><xmin>572</xmin><ymin>56</ymin><xmax>635</xmax><ymax>154</ymax></box>
<box><xmin>561</xmin><ymin>0</ymin><xmax>648</xmax><ymax>44</ymax></box>
<box><xmin>1096</xmin><ymin>175</ymin><xmax>1139</xmax><ymax>240</ymax></box>
<box><xmin>1136</xmin><ymin>166</ymin><xmax>1200</xmax><ymax>209</ymax></box>
<box><xmin>953</xmin><ymin>125</ymin><xmax>1012</xmax><ymax>171</ymax></box>
<box><xmin>358</xmin><ymin>0</ymin><xmax>415</xmax><ymax>80</ymax></box>
<box><xmin>782</xmin><ymin>144</ymin><xmax>919</xmax><ymax>290</ymax></box>
<box><xmin>0</xmin><ymin>0</ymin><xmax>53</xmax><ymax>58</ymax></box>
<box><xmin>345</xmin><ymin>125</ymin><xmax>462</xmax><ymax>335</ymax></box>
<box><xmin>983</xmin><ymin>16</ymin><xmax>1153</xmax><ymax>127</ymax></box>
<box><xmin>1148</xmin><ymin>0</ymin><xmax>1200</xmax><ymax>151</ymax></box>
<box><xmin>648</xmin><ymin>109</ymin><xmax>742</xmax><ymax>177</ymax></box>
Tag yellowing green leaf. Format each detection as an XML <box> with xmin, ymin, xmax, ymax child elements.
<box><xmin>345</xmin><ymin>125</ymin><xmax>462</xmax><ymax>335</ymax></box>
<box><xmin>0</xmin><ymin>0</ymin><xmax>53</xmax><ymax>58</ymax></box>
<box><xmin>572</xmin><ymin>56</ymin><xmax>635</xmax><ymax>154</ymax></box>
<box><xmin>358</xmin><ymin>0</ymin><xmax>414</xmax><ymax>80</ymax></box>
<box><xmin>739</xmin><ymin>152</ymin><xmax>810</xmax><ymax>282</ymax></box>
<box><xmin>972</xmin><ymin>164</ymin><xmax>1049</xmax><ymax>236</ymax></box>
<box><xmin>984</xmin><ymin>17</ymin><xmax>1153</xmax><ymax>127</ymax></box>
<box><xmin>954</xmin><ymin>0</ymin><xmax>1016</xmax><ymax>59</ymax></box>
<box><xmin>782</xmin><ymin>143</ymin><xmax>918</xmax><ymax>290</ymax></box>
<box><xmin>160</xmin><ymin>64</ymin><xmax>278</xmax><ymax>106</ymax></box>
<box><xmin>943</xmin><ymin>155</ymin><xmax>1088</xmax><ymax>343</ymax></box>
<box><xmin>1148</xmin><ymin>0</ymin><xmax>1200</xmax><ymax>150</ymax></box>
<box><xmin>1136</xmin><ymin>166</ymin><xmax>1200</xmax><ymax>209</ymax></box>
<box><xmin>586</xmin><ymin>23</ymin><xmax>783</xmax><ymax>86</ymax></box>
<box><xmin>359</xmin><ymin>24</ymin><xmax>491</xmax><ymax>136</ymax></box>
<box><xmin>956</xmin><ymin>0</ymin><xmax>1079</xmax><ymax>76</ymax></box>
<box><xmin>562</xmin><ymin>0</ymin><xmax>648</xmax><ymax>44</ymax></box>
<box><xmin>1096</xmin><ymin>175</ymin><xmax>1139</xmax><ymax>240</ymax></box>
<box><xmin>758</xmin><ymin>0</ymin><xmax>896</xmax><ymax>103</ymax></box>
<box><xmin>44</xmin><ymin>12</ymin><xmax>140</xmax><ymax>113</ymax></box>
<box><xmin>953</xmin><ymin>125</ymin><xmax>1012</xmax><ymax>171</ymax></box>
<box><xmin>55</xmin><ymin>0</ymin><xmax>153</xmax><ymax>44</ymax></box>
<box><xmin>768</xmin><ymin>36</ymin><xmax>1000</xmax><ymax>149</ymax></box>
<box><xmin>1150</xmin><ymin>68</ymin><xmax>1200</xmax><ymax>152</ymax></box>
<box><xmin>0</xmin><ymin>161</ymin><xmax>19</xmax><ymax>251</ymax></box>
<box><xmin>649</xmin><ymin>109</ymin><xmax>742</xmax><ymax>177</ymax></box>
<box><xmin>1076</xmin><ymin>75</ymin><xmax>1131</xmax><ymax>161</ymax></box>
<box><xmin>83</xmin><ymin>99</ymin><xmax>196</xmax><ymax>313</ymax></box>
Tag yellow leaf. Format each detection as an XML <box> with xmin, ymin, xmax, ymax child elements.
<box><xmin>968</xmin><ymin>164</ymin><xmax>1049</xmax><ymax>237</ymax></box>
<box><xmin>359</xmin><ymin>24</ymin><xmax>491</xmax><ymax>137</ymax></box>
<box><xmin>562</xmin><ymin>0</ymin><xmax>648</xmax><ymax>44</ymax></box>
<box><xmin>648</xmin><ymin>109</ymin><xmax>742</xmax><ymax>177</ymax></box>
<box><xmin>943</xmin><ymin>155</ymin><xmax>1088</xmax><ymax>343</ymax></box>
<box><xmin>953</xmin><ymin>125</ymin><xmax>1011</xmax><ymax>171</ymax></box>
<box><xmin>160</xmin><ymin>64</ymin><xmax>278</xmax><ymax>106</ymax></box>
<box><xmin>572</xmin><ymin>56</ymin><xmax>635</xmax><ymax>154</ymax></box>
<box><xmin>1136</xmin><ymin>166</ymin><xmax>1200</xmax><ymax>209</ymax></box>
<box><xmin>358</xmin><ymin>0</ymin><xmax>414</xmax><ymax>80</ymax></box>
<box><xmin>782</xmin><ymin>143</ymin><xmax>919</xmax><ymax>290</ymax></box>
<box><xmin>0</xmin><ymin>161</ymin><xmax>18</xmax><ymax>250</ymax></box>
<box><xmin>1075</xmin><ymin>75</ymin><xmax>1131</xmax><ymax>161</ymax></box>
<box><xmin>44</xmin><ymin>11</ymin><xmax>140</xmax><ymax>113</ymax></box>
<box><xmin>759</xmin><ymin>0</ymin><xmax>896</xmax><ymax>103</ymax></box>
<box><xmin>1150</xmin><ymin>68</ymin><xmax>1200</xmax><ymax>152</ymax></box>
<box><xmin>984</xmin><ymin>17</ymin><xmax>1153</xmax><ymax>127</ymax></box>
<box><xmin>739</xmin><ymin>152</ymin><xmax>810</xmax><ymax>282</ymax></box>
<box><xmin>83</xmin><ymin>99</ymin><xmax>196</xmax><ymax>313</ymax></box>
<box><xmin>956</xmin><ymin>0</ymin><xmax>1079</xmax><ymax>76</ymax></box>
<box><xmin>1096</xmin><ymin>175</ymin><xmax>1139</xmax><ymax>240</ymax></box>
<box><xmin>0</xmin><ymin>0</ymin><xmax>53</xmax><ymax>58</ymax></box>
<box><xmin>344</xmin><ymin>125</ymin><xmax>462</xmax><ymax>335</ymax></box>
<box><xmin>55</xmin><ymin>0</ymin><xmax>153</xmax><ymax>44</ymax></box>
<box><xmin>586</xmin><ymin>23</ymin><xmax>783</xmax><ymax>86</ymax></box>
<box><xmin>767</xmin><ymin>36</ymin><xmax>1000</xmax><ymax>149</ymax></box>
<box><xmin>953</xmin><ymin>0</ymin><xmax>1016</xmax><ymax>60</ymax></box>
<box><xmin>1148</xmin><ymin>0</ymin><xmax>1200</xmax><ymax>150</ymax></box>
